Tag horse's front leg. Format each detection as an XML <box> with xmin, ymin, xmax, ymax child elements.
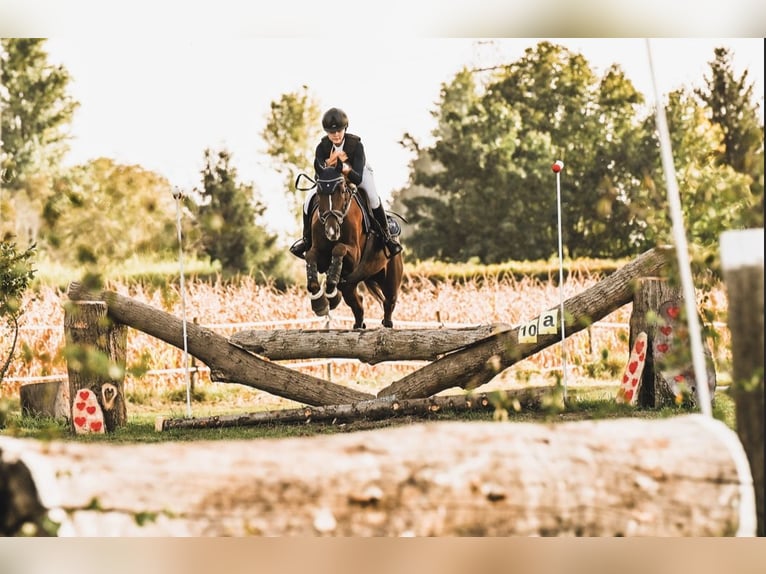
<box><xmin>305</xmin><ymin>254</ymin><xmax>328</xmax><ymax>317</ymax></box>
<box><xmin>325</xmin><ymin>244</ymin><xmax>348</xmax><ymax>309</ymax></box>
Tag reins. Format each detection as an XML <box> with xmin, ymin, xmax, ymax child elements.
<box><xmin>296</xmin><ymin>171</ymin><xmax>356</xmax><ymax>230</ymax></box>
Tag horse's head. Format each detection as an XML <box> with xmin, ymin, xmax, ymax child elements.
<box><xmin>315</xmin><ymin>163</ymin><xmax>352</xmax><ymax>242</ymax></box>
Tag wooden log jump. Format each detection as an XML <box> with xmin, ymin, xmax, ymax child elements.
<box><xmin>229</xmin><ymin>324</ymin><xmax>512</xmax><ymax>364</ymax></box>
<box><xmin>0</xmin><ymin>415</ymin><xmax>755</xmax><ymax>536</ymax></box>
<box><xmin>155</xmin><ymin>388</ymin><xmax>548</xmax><ymax>431</ymax></box>
<box><xmin>377</xmin><ymin>246</ymin><xmax>670</xmax><ymax>399</ymax></box>
<box><xmin>66</xmin><ymin>247</ymin><xmax>670</xmax><ymax>410</ymax></box>
<box><xmin>66</xmin><ymin>283</ymin><xmax>373</xmax><ymax>407</ymax></box>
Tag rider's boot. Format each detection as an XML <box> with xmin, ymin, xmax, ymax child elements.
<box><xmin>289</xmin><ymin>210</ymin><xmax>312</xmax><ymax>259</ymax></box>
<box><xmin>372</xmin><ymin>205</ymin><xmax>402</xmax><ymax>258</ymax></box>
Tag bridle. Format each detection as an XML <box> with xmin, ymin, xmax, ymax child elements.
<box><xmin>316</xmin><ymin>172</ymin><xmax>354</xmax><ymax>232</ymax></box>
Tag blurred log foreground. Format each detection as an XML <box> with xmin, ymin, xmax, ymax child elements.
<box><xmin>0</xmin><ymin>415</ymin><xmax>756</xmax><ymax>536</ymax></box>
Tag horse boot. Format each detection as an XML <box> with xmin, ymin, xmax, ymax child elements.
<box><xmin>372</xmin><ymin>205</ymin><xmax>402</xmax><ymax>258</ymax></box>
<box><xmin>289</xmin><ymin>210</ymin><xmax>312</xmax><ymax>259</ymax></box>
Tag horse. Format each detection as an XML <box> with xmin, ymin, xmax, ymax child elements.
<box><xmin>296</xmin><ymin>162</ymin><xmax>403</xmax><ymax>329</ymax></box>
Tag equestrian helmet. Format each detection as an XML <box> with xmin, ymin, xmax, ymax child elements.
<box><xmin>322</xmin><ymin>107</ymin><xmax>349</xmax><ymax>132</ymax></box>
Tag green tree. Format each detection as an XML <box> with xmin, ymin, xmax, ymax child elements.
<box><xmin>399</xmin><ymin>42</ymin><xmax>650</xmax><ymax>263</ymax></box>
<box><xmin>0</xmin><ymin>39</ymin><xmax>79</xmax><ymax>240</ymax></box>
<box><xmin>637</xmin><ymin>88</ymin><xmax>755</xmax><ymax>271</ymax></box>
<box><xmin>695</xmin><ymin>46</ymin><xmax>764</xmax><ymax>226</ymax></box>
<box><xmin>261</xmin><ymin>86</ymin><xmax>322</xmax><ymax>226</ymax></box>
<box><xmin>0</xmin><ymin>240</ymin><xmax>36</xmax><ymax>387</ymax></box>
<box><xmin>39</xmin><ymin>158</ymin><xmax>184</xmax><ymax>268</ymax></box>
<box><xmin>193</xmin><ymin>148</ymin><xmax>286</xmax><ymax>280</ymax></box>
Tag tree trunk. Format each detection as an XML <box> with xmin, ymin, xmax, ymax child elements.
<box><xmin>720</xmin><ymin>229</ymin><xmax>764</xmax><ymax>537</ymax></box>
<box><xmin>19</xmin><ymin>380</ymin><xmax>69</xmax><ymax>420</ymax></box>
<box><xmin>378</xmin><ymin>247</ymin><xmax>671</xmax><ymax>399</ymax></box>
<box><xmin>0</xmin><ymin>415</ymin><xmax>755</xmax><ymax>536</ymax></box>
<box><xmin>629</xmin><ymin>278</ymin><xmax>716</xmax><ymax>408</ymax></box>
<box><xmin>64</xmin><ymin>301</ymin><xmax>128</xmax><ymax>431</ymax></box>
<box><xmin>156</xmin><ymin>388</ymin><xmax>549</xmax><ymax>431</ymax></box>
<box><xmin>66</xmin><ymin>282</ymin><xmax>373</xmax><ymax>407</ymax></box>
<box><xmin>229</xmin><ymin>324</ymin><xmax>511</xmax><ymax>364</ymax></box>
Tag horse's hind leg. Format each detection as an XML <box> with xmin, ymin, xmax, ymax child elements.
<box><xmin>380</xmin><ymin>257</ymin><xmax>403</xmax><ymax>328</ymax></box>
<box><xmin>342</xmin><ymin>285</ymin><xmax>365</xmax><ymax>329</ymax></box>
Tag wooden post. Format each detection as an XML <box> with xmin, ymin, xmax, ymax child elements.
<box><xmin>63</xmin><ymin>300</ymin><xmax>128</xmax><ymax>432</ymax></box>
<box><xmin>720</xmin><ymin>229</ymin><xmax>764</xmax><ymax>537</ymax></box>
<box><xmin>630</xmin><ymin>277</ymin><xmax>716</xmax><ymax>408</ymax></box>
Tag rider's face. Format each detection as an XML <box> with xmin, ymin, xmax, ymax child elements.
<box><xmin>326</xmin><ymin>128</ymin><xmax>345</xmax><ymax>145</ymax></box>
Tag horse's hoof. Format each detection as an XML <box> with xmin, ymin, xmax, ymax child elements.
<box><xmin>354</xmin><ymin>322</ymin><xmax>366</xmax><ymax>330</ymax></box>
<box><xmin>382</xmin><ymin>320</ymin><xmax>393</xmax><ymax>328</ymax></box>
<box><xmin>311</xmin><ymin>297</ymin><xmax>329</xmax><ymax>317</ymax></box>
<box><xmin>328</xmin><ymin>294</ymin><xmax>342</xmax><ymax>310</ymax></box>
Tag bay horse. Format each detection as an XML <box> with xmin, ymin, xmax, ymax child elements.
<box><xmin>296</xmin><ymin>162</ymin><xmax>403</xmax><ymax>329</ymax></box>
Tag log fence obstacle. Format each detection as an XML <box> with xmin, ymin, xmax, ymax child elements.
<box><xmin>1</xmin><ymin>245</ymin><xmax>759</xmax><ymax>536</ymax></box>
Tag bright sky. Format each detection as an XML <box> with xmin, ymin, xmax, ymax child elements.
<box><xmin>43</xmin><ymin>38</ymin><xmax>764</xmax><ymax>240</ymax></box>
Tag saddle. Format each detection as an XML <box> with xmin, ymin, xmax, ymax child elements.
<box><xmin>308</xmin><ymin>184</ymin><xmax>402</xmax><ymax>241</ymax></box>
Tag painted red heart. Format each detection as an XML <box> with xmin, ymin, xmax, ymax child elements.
<box><xmin>90</xmin><ymin>421</ymin><xmax>102</xmax><ymax>432</ymax></box>
<box><xmin>629</xmin><ymin>361</ymin><xmax>638</xmax><ymax>374</ymax></box>
<box><xmin>74</xmin><ymin>416</ymin><xmax>86</xmax><ymax>427</ymax></box>
<box><xmin>656</xmin><ymin>343</ymin><xmax>669</xmax><ymax>353</ymax></box>
<box><xmin>667</xmin><ymin>306</ymin><xmax>680</xmax><ymax>319</ymax></box>
<box><xmin>635</xmin><ymin>341</ymin><xmax>645</xmax><ymax>353</ymax></box>
<box><xmin>638</xmin><ymin>353</ymin><xmax>645</xmax><ymax>361</ymax></box>
<box><xmin>660</xmin><ymin>326</ymin><xmax>672</xmax><ymax>336</ymax></box>
<box><xmin>86</xmin><ymin>406</ymin><xmax>96</xmax><ymax>415</ymax></box>
<box><xmin>76</xmin><ymin>402</ymin><xmax>86</xmax><ymax>411</ymax></box>
<box><xmin>622</xmin><ymin>374</ymin><xmax>629</xmax><ymax>384</ymax></box>
<box><xmin>631</xmin><ymin>377</ymin><xmax>639</xmax><ymax>387</ymax></box>
<box><xmin>79</xmin><ymin>390</ymin><xmax>90</xmax><ymax>400</ymax></box>
<box><xmin>624</xmin><ymin>389</ymin><xmax>633</xmax><ymax>401</ymax></box>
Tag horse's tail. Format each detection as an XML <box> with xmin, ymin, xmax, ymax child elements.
<box><xmin>363</xmin><ymin>278</ymin><xmax>386</xmax><ymax>306</ymax></box>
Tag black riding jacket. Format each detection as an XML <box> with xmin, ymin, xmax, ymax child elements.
<box><xmin>314</xmin><ymin>133</ymin><xmax>365</xmax><ymax>187</ymax></box>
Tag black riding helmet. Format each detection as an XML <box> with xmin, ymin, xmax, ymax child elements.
<box><xmin>322</xmin><ymin>107</ymin><xmax>349</xmax><ymax>132</ymax></box>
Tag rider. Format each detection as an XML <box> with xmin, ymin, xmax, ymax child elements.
<box><xmin>289</xmin><ymin>107</ymin><xmax>403</xmax><ymax>259</ymax></box>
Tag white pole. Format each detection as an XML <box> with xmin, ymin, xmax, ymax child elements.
<box><xmin>645</xmin><ymin>39</ymin><xmax>712</xmax><ymax>417</ymax></box>
<box><xmin>173</xmin><ymin>186</ymin><xmax>192</xmax><ymax>418</ymax></box>
<box><xmin>553</xmin><ymin>159</ymin><xmax>568</xmax><ymax>399</ymax></box>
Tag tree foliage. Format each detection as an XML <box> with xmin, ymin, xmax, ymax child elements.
<box><xmin>695</xmin><ymin>46</ymin><xmax>764</xmax><ymax>226</ymax></box>
<box><xmin>1</xmin><ymin>38</ymin><xmax>79</xmax><ymax>248</ymax></box>
<box><xmin>192</xmin><ymin>148</ymin><xmax>287</xmax><ymax>281</ymax></box>
<box><xmin>261</xmin><ymin>85</ymin><xmax>322</xmax><ymax>223</ymax></box>
<box><xmin>39</xmin><ymin>158</ymin><xmax>184</xmax><ymax>268</ymax></box>
<box><xmin>0</xmin><ymin>239</ymin><xmax>36</xmax><ymax>384</ymax></box>
<box><xmin>394</xmin><ymin>41</ymin><xmax>764</xmax><ymax>267</ymax></box>
<box><xmin>0</xmin><ymin>38</ymin><xmax>78</xmax><ymax>192</ymax></box>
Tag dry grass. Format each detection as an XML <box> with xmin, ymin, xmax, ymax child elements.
<box><xmin>1</xmin><ymin>272</ymin><xmax>731</xmax><ymax>412</ymax></box>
